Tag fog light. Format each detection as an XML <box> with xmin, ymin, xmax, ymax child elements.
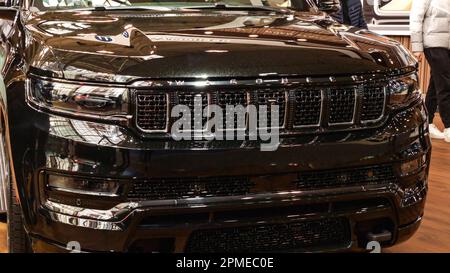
<box><xmin>47</xmin><ymin>174</ymin><xmax>120</xmax><ymax>197</ymax></box>
<box><xmin>399</xmin><ymin>155</ymin><xmax>426</xmax><ymax>176</ymax></box>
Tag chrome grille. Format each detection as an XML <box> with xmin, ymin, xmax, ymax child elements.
<box><xmin>134</xmin><ymin>82</ymin><xmax>387</xmax><ymax>134</ymax></box>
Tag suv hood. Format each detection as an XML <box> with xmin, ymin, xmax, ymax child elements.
<box><xmin>25</xmin><ymin>10</ymin><xmax>416</xmax><ymax>83</ymax></box>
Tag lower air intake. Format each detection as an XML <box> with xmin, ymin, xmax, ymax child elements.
<box><xmin>185</xmin><ymin>217</ymin><xmax>350</xmax><ymax>252</ymax></box>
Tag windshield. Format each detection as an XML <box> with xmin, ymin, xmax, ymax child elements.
<box><xmin>32</xmin><ymin>0</ymin><xmax>315</xmax><ymax>11</ymax></box>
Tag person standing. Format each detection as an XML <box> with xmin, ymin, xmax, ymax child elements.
<box><xmin>332</xmin><ymin>0</ymin><xmax>368</xmax><ymax>28</ymax></box>
<box><xmin>411</xmin><ymin>0</ymin><xmax>450</xmax><ymax>142</ymax></box>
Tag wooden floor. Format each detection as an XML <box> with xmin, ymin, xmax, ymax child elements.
<box><xmin>0</xmin><ymin>221</ymin><xmax>5</xmax><ymax>253</ymax></box>
<box><xmin>0</xmin><ymin>123</ymin><xmax>449</xmax><ymax>253</ymax></box>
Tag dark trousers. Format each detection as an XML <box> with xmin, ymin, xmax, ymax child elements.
<box><xmin>424</xmin><ymin>48</ymin><xmax>450</xmax><ymax>128</ymax></box>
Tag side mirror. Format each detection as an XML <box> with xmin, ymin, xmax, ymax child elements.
<box><xmin>315</xmin><ymin>0</ymin><xmax>341</xmax><ymax>14</ymax></box>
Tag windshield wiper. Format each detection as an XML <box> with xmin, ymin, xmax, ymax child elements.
<box><xmin>181</xmin><ymin>3</ymin><xmax>291</xmax><ymax>14</ymax></box>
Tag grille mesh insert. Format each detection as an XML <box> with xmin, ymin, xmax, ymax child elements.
<box><xmin>256</xmin><ymin>90</ymin><xmax>286</xmax><ymax>127</ymax></box>
<box><xmin>127</xmin><ymin>165</ymin><xmax>394</xmax><ymax>201</ymax></box>
<box><xmin>136</xmin><ymin>93</ymin><xmax>167</xmax><ymax>131</ymax></box>
<box><xmin>185</xmin><ymin>217</ymin><xmax>350</xmax><ymax>252</ymax></box>
<box><xmin>294</xmin><ymin>88</ymin><xmax>322</xmax><ymax>126</ymax></box>
<box><xmin>328</xmin><ymin>86</ymin><xmax>356</xmax><ymax>124</ymax></box>
<box><xmin>361</xmin><ymin>84</ymin><xmax>386</xmax><ymax>121</ymax></box>
<box><xmin>177</xmin><ymin>92</ymin><xmax>209</xmax><ymax>131</ymax></box>
<box><xmin>127</xmin><ymin>176</ymin><xmax>254</xmax><ymax>200</ymax></box>
<box><xmin>217</xmin><ymin>91</ymin><xmax>248</xmax><ymax>129</ymax></box>
<box><xmin>295</xmin><ymin>165</ymin><xmax>395</xmax><ymax>189</ymax></box>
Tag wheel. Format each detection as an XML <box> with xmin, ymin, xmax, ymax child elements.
<box><xmin>7</xmin><ymin>177</ymin><xmax>31</xmax><ymax>253</ymax></box>
<box><xmin>0</xmin><ymin>113</ymin><xmax>30</xmax><ymax>252</ymax></box>
<box><xmin>0</xmin><ymin>113</ymin><xmax>8</xmax><ymax>224</ymax></box>
<box><xmin>0</xmin><ymin>115</ymin><xmax>7</xmax><ymax>219</ymax></box>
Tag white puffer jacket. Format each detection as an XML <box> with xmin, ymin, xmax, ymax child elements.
<box><xmin>410</xmin><ymin>0</ymin><xmax>450</xmax><ymax>52</ymax></box>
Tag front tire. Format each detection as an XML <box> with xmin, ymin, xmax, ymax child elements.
<box><xmin>7</xmin><ymin>179</ymin><xmax>31</xmax><ymax>253</ymax></box>
<box><xmin>0</xmin><ymin>113</ymin><xmax>30</xmax><ymax>253</ymax></box>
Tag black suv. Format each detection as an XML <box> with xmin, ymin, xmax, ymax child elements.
<box><xmin>0</xmin><ymin>0</ymin><xmax>430</xmax><ymax>253</ymax></box>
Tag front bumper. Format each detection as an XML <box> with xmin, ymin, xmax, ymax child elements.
<box><xmin>32</xmin><ymin>184</ymin><xmax>427</xmax><ymax>253</ymax></box>
<box><xmin>9</xmin><ymin>97</ymin><xmax>430</xmax><ymax>252</ymax></box>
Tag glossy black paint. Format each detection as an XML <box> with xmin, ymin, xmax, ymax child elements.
<box><xmin>23</xmin><ymin>8</ymin><xmax>417</xmax><ymax>81</ymax></box>
<box><xmin>0</xmin><ymin>1</ymin><xmax>429</xmax><ymax>252</ymax></box>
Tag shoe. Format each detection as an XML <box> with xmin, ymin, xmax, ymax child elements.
<box><xmin>429</xmin><ymin>124</ymin><xmax>445</xmax><ymax>139</ymax></box>
<box><xmin>445</xmin><ymin>128</ymin><xmax>450</xmax><ymax>143</ymax></box>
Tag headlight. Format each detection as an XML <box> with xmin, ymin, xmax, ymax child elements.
<box><xmin>387</xmin><ymin>73</ymin><xmax>421</xmax><ymax>109</ymax></box>
<box><xmin>27</xmin><ymin>78</ymin><xmax>130</xmax><ymax>122</ymax></box>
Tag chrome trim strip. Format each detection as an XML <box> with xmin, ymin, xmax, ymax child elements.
<box><xmin>47</xmin><ymin>208</ymin><xmax>124</xmax><ymax>231</ymax></box>
<box><xmin>128</xmin><ymin>71</ymin><xmax>415</xmax><ymax>88</ymax></box>
<box><xmin>42</xmin><ymin>183</ymin><xmax>395</xmax><ymax>227</ymax></box>
<box><xmin>29</xmin><ymin>69</ymin><xmax>417</xmax><ymax>88</ymax></box>
<box><xmin>49</xmin><ymin>187</ymin><xmax>121</xmax><ymax>198</ymax></box>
